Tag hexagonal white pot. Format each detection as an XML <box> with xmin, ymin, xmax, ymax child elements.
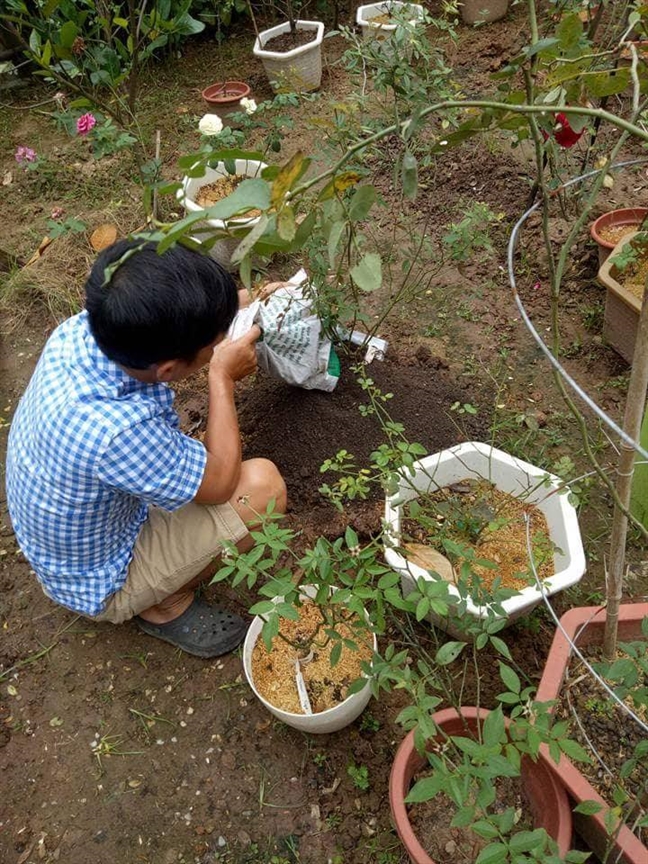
<box><xmin>242</xmin><ymin>586</ymin><xmax>376</xmax><ymax>734</ymax></box>
<box><xmin>384</xmin><ymin>441</ymin><xmax>586</xmax><ymax>637</ymax></box>
<box><xmin>177</xmin><ymin>159</ymin><xmax>266</xmax><ymax>271</ymax></box>
<box><xmin>356</xmin><ymin>1</ymin><xmax>425</xmax><ymax>41</ymax></box>
<box><xmin>253</xmin><ymin>20</ymin><xmax>324</xmax><ymax>92</ymax></box>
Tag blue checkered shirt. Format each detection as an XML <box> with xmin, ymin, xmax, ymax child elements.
<box><xmin>5</xmin><ymin>312</ymin><xmax>207</xmax><ymax>616</ymax></box>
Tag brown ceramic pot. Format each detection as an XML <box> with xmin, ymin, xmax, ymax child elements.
<box><xmin>201</xmin><ymin>81</ymin><xmax>251</xmax><ymax>121</ymax></box>
<box><xmin>590</xmin><ymin>208</ymin><xmax>648</xmax><ymax>267</ymax></box>
<box><xmin>389</xmin><ymin>706</ymin><xmax>573</xmax><ymax>864</ymax></box>
<box><xmin>536</xmin><ymin>604</ymin><xmax>648</xmax><ymax>864</ymax></box>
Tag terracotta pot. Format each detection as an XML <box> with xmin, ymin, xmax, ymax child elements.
<box><xmin>597</xmin><ymin>230</ymin><xmax>645</xmax><ymax>364</ymax></box>
<box><xmin>590</xmin><ymin>208</ymin><xmax>648</xmax><ymax>267</ymax></box>
<box><xmin>459</xmin><ymin>0</ymin><xmax>509</xmax><ymax>25</ymax></box>
<box><xmin>389</xmin><ymin>707</ymin><xmax>573</xmax><ymax>864</ymax></box>
<box><xmin>201</xmin><ymin>80</ymin><xmax>251</xmax><ymax>121</ymax></box>
<box><xmin>536</xmin><ymin>604</ymin><xmax>648</xmax><ymax>864</ymax></box>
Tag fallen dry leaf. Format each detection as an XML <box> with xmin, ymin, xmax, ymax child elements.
<box><xmin>90</xmin><ymin>223</ymin><xmax>118</xmax><ymax>252</ymax></box>
<box><xmin>24</xmin><ymin>236</ymin><xmax>53</xmax><ymax>267</ymax></box>
<box><xmin>403</xmin><ymin>544</ymin><xmax>456</xmax><ymax>583</ymax></box>
<box><xmin>2</xmin><ymin>170</ymin><xmax>12</xmax><ymax>186</ymax></box>
<box><xmin>16</xmin><ymin>842</ymin><xmax>35</xmax><ymax>864</ymax></box>
<box><xmin>321</xmin><ymin>776</ymin><xmax>341</xmax><ymax>796</ymax></box>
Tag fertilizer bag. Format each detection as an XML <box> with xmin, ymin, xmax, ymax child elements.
<box><xmin>228</xmin><ymin>270</ymin><xmax>340</xmax><ymax>392</ymax></box>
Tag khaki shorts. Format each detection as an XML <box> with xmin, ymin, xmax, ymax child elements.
<box><xmin>94</xmin><ymin>501</ymin><xmax>248</xmax><ymax>624</ymax></box>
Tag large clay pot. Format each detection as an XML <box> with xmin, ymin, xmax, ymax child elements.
<box><xmin>597</xmin><ymin>230</ymin><xmax>645</xmax><ymax>363</ymax></box>
<box><xmin>389</xmin><ymin>707</ymin><xmax>573</xmax><ymax>864</ymax></box>
<box><xmin>536</xmin><ymin>605</ymin><xmax>648</xmax><ymax>864</ymax></box>
<box><xmin>590</xmin><ymin>207</ymin><xmax>648</xmax><ymax>267</ymax></box>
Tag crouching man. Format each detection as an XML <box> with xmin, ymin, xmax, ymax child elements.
<box><xmin>6</xmin><ymin>238</ymin><xmax>286</xmax><ymax>657</ymax></box>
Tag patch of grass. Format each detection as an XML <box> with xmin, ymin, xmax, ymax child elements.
<box><xmin>0</xmin><ymin>201</ymin><xmax>143</xmax><ymax>328</ymax></box>
<box><xmin>489</xmin><ymin>407</ymin><xmax>568</xmax><ymax>469</ymax></box>
<box><xmin>1</xmin><ymin>242</ymin><xmax>88</xmax><ymax>328</ymax></box>
<box><xmin>582</xmin><ymin>302</ymin><xmax>603</xmax><ymax>331</ymax></box>
<box><xmin>360</xmin><ymin>832</ymin><xmax>409</xmax><ymax>864</ymax></box>
<box><xmin>359</xmin><ymin>712</ymin><xmax>380</xmax><ymax>733</ymax></box>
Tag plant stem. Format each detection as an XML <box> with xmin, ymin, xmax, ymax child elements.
<box><xmin>289</xmin><ymin>100</ymin><xmax>648</xmax><ymax>202</ymax></box>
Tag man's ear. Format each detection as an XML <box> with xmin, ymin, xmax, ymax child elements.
<box><xmin>154</xmin><ymin>360</ymin><xmax>180</xmax><ymax>382</ymax></box>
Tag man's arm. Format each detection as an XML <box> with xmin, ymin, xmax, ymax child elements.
<box><xmin>193</xmin><ymin>325</ymin><xmax>260</xmax><ymax>505</ymax></box>
<box><xmin>237</xmin><ymin>282</ymin><xmax>292</xmax><ymax>309</ymax></box>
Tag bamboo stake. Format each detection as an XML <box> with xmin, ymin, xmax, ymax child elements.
<box><xmin>603</xmin><ymin>269</ymin><xmax>648</xmax><ymax>659</ymax></box>
<box><xmin>246</xmin><ymin>0</ymin><xmax>261</xmax><ymax>43</ymax></box>
<box><xmin>151</xmin><ymin>129</ymin><xmax>161</xmax><ymax>224</ymax></box>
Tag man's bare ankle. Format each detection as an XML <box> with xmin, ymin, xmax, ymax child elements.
<box><xmin>137</xmin><ymin>592</ymin><xmax>194</xmax><ymax>625</ymax></box>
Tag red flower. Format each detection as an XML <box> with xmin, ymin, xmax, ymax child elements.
<box><xmin>544</xmin><ymin>113</ymin><xmax>584</xmax><ymax>148</ymax></box>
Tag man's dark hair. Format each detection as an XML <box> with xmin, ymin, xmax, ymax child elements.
<box><xmin>85</xmin><ymin>239</ymin><xmax>239</xmax><ymax>369</ymax></box>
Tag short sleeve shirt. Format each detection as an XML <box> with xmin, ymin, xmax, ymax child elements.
<box><xmin>5</xmin><ymin>312</ymin><xmax>207</xmax><ymax>616</ymax></box>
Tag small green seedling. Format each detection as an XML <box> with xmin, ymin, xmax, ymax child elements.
<box><xmin>347</xmin><ymin>761</ymin><xmax>370</xmax><ymax>791</ymax></box>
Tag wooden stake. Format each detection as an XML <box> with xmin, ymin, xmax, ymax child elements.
<box><xmin>151</xmin><ymin>129</ymin><xmax>161</xmax><ymax>224</ymax></box>
<box><xmin>246</xmin><ymin>1</ymin><xmax>261</xmax><ymax>42</ymax></box>
<box><xmin>604</xmin><ymin>270</ymin><xmax>648</xmax><ymax>659</ymax></box>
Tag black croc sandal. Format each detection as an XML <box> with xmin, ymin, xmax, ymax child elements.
<box><xmin>135</xmin><ymin>597</ymin><xmax>247</xmax><ymax>658</ymax></box>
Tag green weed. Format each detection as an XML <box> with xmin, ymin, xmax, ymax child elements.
<box><xmin>347</xmin><ymin>761</ymin><xmax>370</xmax><ymax>791</ymax></box>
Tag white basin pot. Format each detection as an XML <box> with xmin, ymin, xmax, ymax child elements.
<box><xmin>356</xmin><ymin>2</ymin><xmax>425</xmax><ymax>42</ymax></box>
<box><xmin>384</xmin><ymin>441</ymin><xmax>586</xmax><ymax>637</ymax></box>
<box><xmin>242</xmin><ymin>585</ymin><xmax>377</xmax><ymax>734</ymax></box>
<box><xmin>253</xmin><ymin>20</ymin><xmax>324</xmax><ymax>92</ymax></box>
<box><xmin>177</xmin><ymin>158</ymin><xmax>266</xmax><ymax>270</ymax></box>
<box><xmin>459</xmin><ymin>0</ymin><xmax>509</xmax><ymax>25</ymax></box>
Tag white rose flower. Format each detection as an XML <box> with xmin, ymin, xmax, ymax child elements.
<box><xmin>198</xmin><ymin>113</ymin><xmax>224</xmax><ymax>136</ymax></box>
<box><xmin>240</xmin><ymin>97</ymin><xmax>257</xmax><ymax>115</ymax></box>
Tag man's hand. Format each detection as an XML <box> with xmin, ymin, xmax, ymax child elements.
<box><xmin>238</xmin><ymin>282</ymin><xmax>294</xmax><ymax>309</ymax></box>
<box><xmin>256</xmin><ymin>281</ymin><xmax>293</xmax><ymax>302</ymax></box>
<box><xmin>210</xmin><ymin>325</ymin><xmax>260</xmax><ymax>384</ymax></box>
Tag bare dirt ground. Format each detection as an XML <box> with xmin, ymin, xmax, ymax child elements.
<box><xmin>1</xmin><ymin>4</ymin><xmax>647</xmax><ymax>864</ymax></box>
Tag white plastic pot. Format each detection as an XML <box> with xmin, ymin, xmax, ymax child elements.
<box><xmin>384</xmin><ymin>442</ymin><xmax>586</xmax><ymax>636</ymax></box>
<box><xmin>459</xmin><ymin>0</ymin><xmax>509</xmax><ymax>25</ymax></box>
<box><xmin>242</xmin><ymin>586</ymin><xmax>377</xmax><ymax>734</ymax></box>
<box><xmin>253</xmin><ymin>20</ymin><xmax>324</xmax><ymax>92</ymax></box>
<box><xmin>177</xmin><ymin>159</ymin><xmax>266</xmax><ymax>271</ymax></box>
<box><xmin>356</xmin><ymin>2</ymin><xmax>425</xmax><ymax>41</ymax></box>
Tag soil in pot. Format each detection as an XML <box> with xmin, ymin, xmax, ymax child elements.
<box><xmin>195</xmin><ymin>175</ymin><xmax>262</xmax><ymax>218</ymax></box>
<box><xmin>609</xmin><ymin>241</ymin><xmax>648</xmax><ymax>304</ymax></box>
<box><xmin>408</xmin><ymin>774</ymin><xmax>533</xmax><ymax>863</ymax></box>
<box><xmin>401</xmin><ymin>479</ymin><xmax>554</xmax><ymax>593</ymax></box>
<box><xmin>368</xmin><ymin>13</ymin><xmax>398</xmax><ymax>25</ymax></box>
<box><xmin>263</xmin><ymin>28</ymin><xmax>317</xmax><ymax>52</ymax></box>
<box><xmin>597</xmin><ymin>223</ymin><xmax>642</xmax><ymax>249</ymax></box>
<box><xmin>556</xmin><ymin>646</ymin><xmax>647</xmax><ymax>847</ymax></box>
<box><xmin>251</xmin><ymin>600</ymin><xmax>373</xmax><ymax>714</ymax></box>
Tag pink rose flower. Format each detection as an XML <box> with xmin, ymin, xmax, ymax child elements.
<box><xmin>76</xmin><ymin>113</ymin><xmax>97</xmax><ymax>136</ymax></box>
<box><xmin>15</xmin><ymin>146</ymin><xmax>37</xmax><ymax>164</ymax></box>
